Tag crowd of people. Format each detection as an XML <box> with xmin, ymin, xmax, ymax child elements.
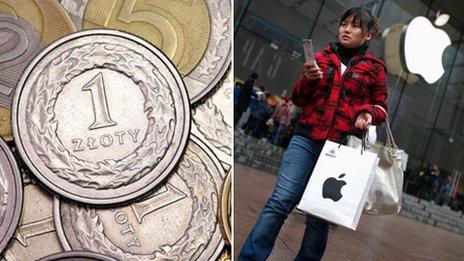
<box><xmin>404</xmin><ymin>164</ymin><xmax>464</xmax><ymax>211</ymax></box>
<box><xmin>234</xmin><ymin>73</ymin><xmax>301</xmax><ymax>148</ymax></box>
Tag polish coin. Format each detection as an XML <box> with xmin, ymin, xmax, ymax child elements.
<box><xmin>0</xmin><ymin>0</ymin><xmax>76</xmax><ymax>107</ymax></box>
<box><xmin>183</xmin><ymin>0</ymin><xmax>231</xmax><ymax>103</ymax></box>
<box><xmin>13</xmin><ymin>30</ymin><xmax>190</xmax><ymax>205</ymax></box>
<box><xmin>58</xmin><ymin>0</ymin><xmax>210</xmax><ymax>77</ymax></box>
<box><xmin>0</xmin><ymin>0</ymin><xmax>76</xmax><ymax>140</ymax></box>
<box><xmin>39</xmin><ymin>251</ymin><xmax>117</xmax><ymax>261</ymax></box>
<box><xmin>1</xmin><ymin>183</ymin><xmax>64</xmax><ymax>261</ymax></box>
<box><xmin>58</xmin><ymin>0</ymin><xmax>231</xmax><ymax>103</ymax></box>
<box><xmin>0</xmin><ymin>137</ymin><xmax>22</xmax><ymax>253</ymax></box>
<box><xmin>54</xmin><ymin>135</ymin><xmax>225</xmax><ymax>260</ymax></box>
<box><xmin>0</xmin><ymin>15</ymin><xmax>43</xmax><ymax>108</ymax></box>
<box><xmin>191</xmin><ymin>67</ymin><xmax>232</xmax><ymax>170</ymax></box>
<box><xmin>219</xmin><ymin>170</ymin><xmax>231</xmax><ymax>245</ymax></box>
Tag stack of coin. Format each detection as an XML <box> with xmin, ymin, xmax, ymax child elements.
<box><xmin>0</xmin><ymin>0</ymin><xmax>231</xmax><ymax>260</ymax></box>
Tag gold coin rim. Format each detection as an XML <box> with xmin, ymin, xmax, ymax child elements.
<box><xmin>219</xmin><ymin>169</ymin><xmax>231</xmax><ymax>245</ymax></box>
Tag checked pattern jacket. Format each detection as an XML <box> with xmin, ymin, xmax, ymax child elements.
<box><xmin>292</xmin><ymin>44</ymin><xmax>388</xmax><ymax>142</ymax></box>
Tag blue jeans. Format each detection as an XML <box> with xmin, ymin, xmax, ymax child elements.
<box><xmin>239</xmin><ymin>135</ymin><xmax>331</xmax><ymax>261</ymax></box>
<box><xmin>271</xmin><ymin>123</ymin><xmax>285</xmax><ymax>145</ymax></box>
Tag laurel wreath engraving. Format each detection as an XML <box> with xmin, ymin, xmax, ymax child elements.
<box><xmin>190</xmin><ymin>0</ymin><xmax>230</xmax><ymax>83</ymax></box>
<box><xmin>192</xmin><ymin>68</ymin><xmax>232</xmax><ymax>156</ymax></box>
<box><xmin>26</xmin><ymin>43</ymin><xmax>175</xmax><ymax>189</ymax></box>
<box><xmin>68</xmin><ymin>146</ymin><xmax>218</xmax><ymax>260</ymax></box>
<box><xmin>193</xmin><ymin>100</ymin><xmax>231</xmax><ymax>156</ymax></box>
<box><xmin>0</xmin><ymin>164</ymin><xmax>8</xmax><ymax>225</ymax></box>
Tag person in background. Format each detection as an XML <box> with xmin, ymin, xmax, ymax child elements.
<box><xmin>429</xmin><ymin>164</ymin><xmax>440</xmax><ymax>201</ymax></box>
<box><xmin>234</xmin><ymin>81</ymin><xmax>242</xmax><ymax>109</ymax></box>
<box><xmin>416</xmin><ymin>163</ymin><xmax>431</xmax><ymax>199</ymax></box>
<box><xmin>239</xmin><ymin>7</ymin><xmax>388</xmax><ymax>260</ymax></box>
<box><xmin>250</xmin><ymin>91</ymin><xmax>270</xmax><ymax>138</ymax></box>
<box><xmin>235</xmin><ymin>72</ymin><xmax>258</xmax><ymax>126</ymax></box>
<box><xmin>270</xmin><ymin>97</ymin><xmax>292</xmax><ymax>145</ymax></box>
<box><xmin>280</xmin><ymin>100</ymin><xmax>298</xmax><ymax>148</ymax></box>
<box><xmin>243</xmin><ymin>86</ymin><xmax>266</xmax><ymax>134</ymax></box>
<box><xmin>433</xmin><ymin>172</ymin><xmax>452</xmax><ymax>206</ymax></box>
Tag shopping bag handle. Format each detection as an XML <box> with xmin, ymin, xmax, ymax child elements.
<box><xmin>340</xmin><ymin>129</ymin><xmax>368</xmax><ymax>155</ymax></box>
<box><xmin>342</xmin><ymin>105</ymin><xmax>396</xmax><ymax>155</ymax></box>
<box><xmin>373</xmin><ymin>105</ymin><xmax>399</xmax><ymax>154</ymax></box>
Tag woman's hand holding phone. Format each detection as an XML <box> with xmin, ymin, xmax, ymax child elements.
<box><xmin>302</xmin><ymin>39</ymin><xmax>322</xmax><ymax>80</ymax></box>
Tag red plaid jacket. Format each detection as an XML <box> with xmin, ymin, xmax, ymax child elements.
<box><xmin>292</xmin><ymin>45</ymin><xmax>388</xmax><ymax>142</ymax></box>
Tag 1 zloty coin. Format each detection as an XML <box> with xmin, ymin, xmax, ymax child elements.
<box><xmin>13</xmin><ymin>29</ymin><xmax>190</xmax><ymax>205</ymax></box>
<box><xmin>191</xmin><ymin>67</ymin><xmax>232</xmax><ymax>170</ymax></box>
<box><xmin>0</xmin><ymin>137</ymin><xmax>22</xmax><ymax>253</ymax></box>
<box><xmin>54</xmin><ymin>135</ymin><xmax>225</xmax><ymax>260</ymax></box>
<box><xmin>1</xmin><ymin>182</ymin><xmax>64</xmax><ymax>261</ymax></box>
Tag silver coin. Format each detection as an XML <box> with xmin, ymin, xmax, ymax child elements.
<box><xmin>54</xmin><ymin>135</ymin><xmax>225</xmax><ymax>260</ymax></box>
<box><xmin>2</xmin><ymin>183</ymin><xmax>64</xmax><ymax>261</ymax></box>
<box><xmin>13</xmin><ymin>29</ymin><xmax>190</xmax><ymax>205</ymax></box>
<box><xmin>0</xmin><ymin>15</ymin><xmax>44</xmax><ymax>107</ymax></box>
<box><xmin>191</xmin><ymin>67</ymin><xmax>232</xmax><ymax>170</ymax></box>
<box><xmin>0</xmin><ymin>137</ymin><xmax>22</xmax><ymax>253</ymax></box>
<box><xmin>39</xmin><ymin>251</ymin><xmax>117</xmax><ymax>261</ymax></box>
<box><xmin>184</xmin><ymin>0</ymin><xmax>231</xmax><ymax>103</ymax></box>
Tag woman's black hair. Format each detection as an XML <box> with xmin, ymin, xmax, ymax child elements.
<box><xmin>340</xmin><ymin>7</ymin><xmax>382</xmax><ymax>38</ymax></box>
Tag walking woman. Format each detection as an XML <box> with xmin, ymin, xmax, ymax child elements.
<box><xmin>239</xmin><ymin>7</ymin><xmax>388</xmax><ymax>260</ymax></box>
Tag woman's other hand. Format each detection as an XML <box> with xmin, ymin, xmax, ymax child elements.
<box><xmin>303</xmin><ymin>63</ymin><xmax>323</xmax><ymax>80</ymax></box>
<box><xmin>355</xmin><ymin>112</ymin><xmax>372</xmax><ymax>130</ymax></box>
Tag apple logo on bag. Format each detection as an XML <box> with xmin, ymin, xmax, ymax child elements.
<box><xmin>322</xmin><ymin>174</ymin><xmax>346</xmax><ymax>202</ymax></box>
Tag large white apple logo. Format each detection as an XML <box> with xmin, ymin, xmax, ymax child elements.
<box><xmin>402</xmin><ymin>16</ymin><xmax>451</xmax><ymax>84</ymax></box>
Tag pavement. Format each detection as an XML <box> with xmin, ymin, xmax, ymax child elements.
<box><xmin>234</xmin><ymin>163</ymin><xmax>464</xmax><ymax>261</ymax></box>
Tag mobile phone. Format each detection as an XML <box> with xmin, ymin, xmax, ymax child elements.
<box><xmin>302</xmin><ymin>39</ymin><xmax>318</xmax><ymax>67</ymax></box>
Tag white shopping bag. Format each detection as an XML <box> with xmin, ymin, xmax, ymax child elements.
<box><xmin>297</xmin><ymin>140</ymin><xmax>379</xmax><ymax>230</ymax></box>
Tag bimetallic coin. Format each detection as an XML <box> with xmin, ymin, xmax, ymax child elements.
<box><xmin>184</xmin><ymin>0</ymin><xmax>231</xmax><ymax>103</ymax></box>
<box><xmin>2</xmin><ymin>183</ymin><xmax>64</xmax><ymax>261</ymax></box>
<box><xmin>54</xmin><ymin>135</ymin><xmax>225</xmax><ymax>260</ymax></box>
<box><xmin>192</xmin><ymin>67</ymin><xmax>232</xmax><ymax>170</ymax></box>
<box><xmin>0</xmin><ymin>15</ymin><xmax>43</xmax><ymax>108</ymax></box>
<box><xmin>13</xmin><ymin>30</ymin><xmax>190</xmax><ymax>205</ymax></box>
<box><xmin>59</xmin><ymin>0</ymin><xmax>210</xmax><ymax>77</ymax></box>
<box><xmin>219</xmin><ymin>170</ymin><xmax>231</xmax><ymax>245</ymax></box>
<box><xmin>39</xmin><ymin>251</ymin><xmax>117</xmax><ymax>261</ymax></box>
<box><xmin>0</xmin><ymin>0</ymin><xmax>76</xmax><ymax>45</ymax></box>
<box><xmin>0</xmin><ymin>0</ymin><xmax>76</xmax><ymax>140</ymax></box>
<box><xmin>0</xmin><ymin>137</ymin><xmax>22</xmax><ymax>253</ymax></box>
<box><xmin>58</xmin><ymin>0</ymin><xmax>232</xmax><ymax>103</ymax></box>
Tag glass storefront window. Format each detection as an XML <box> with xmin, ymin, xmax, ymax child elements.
<box><xmin>234</xmin><ymin>0</ymin><xmax>464</xmax><ymax>178</ymax></box>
